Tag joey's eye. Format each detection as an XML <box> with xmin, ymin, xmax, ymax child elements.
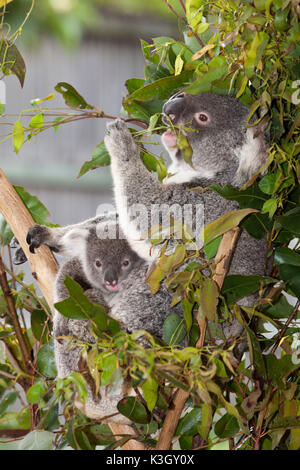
<box><xmin>95</xmin><ymin>260</ymin><xmax>102</xmax><ymax>268</ymax></box>
<box><xmin>122</xmin><ymin>259</ymin><xmax>130</xmax><ymax>268</ymax></box>
<box><xmin>199</xmin><ymin>113</ymin><xmax>208</xmax><ymax>122</ymax></box>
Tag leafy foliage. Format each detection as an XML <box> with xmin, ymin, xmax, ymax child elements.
<box><xmin>0</xmin><ymin>0</ymin><xmax>300</xmax><ymax>451</ymax></box>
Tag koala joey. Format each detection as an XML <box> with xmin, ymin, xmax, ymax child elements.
<box><xmin>27</xmin><ymin>218</ymin><xmax>181</xmax><ymax>423</ymax></box>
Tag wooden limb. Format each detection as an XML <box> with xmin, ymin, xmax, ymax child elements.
<box><xmin>0</xmin><ymin>168</ymin><xmax>146</xmax><ymax>451</ymax></box>
<box><xmin>156</xmin><ymin>228</ymin><xmax>241</xmax><ymax>450</ymax></box>
<box><xmin>0</xmin><ymin>169</ymin><xmax>58</xmax><ymax>309</ymax></box>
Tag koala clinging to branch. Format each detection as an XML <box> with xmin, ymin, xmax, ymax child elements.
<box><xmin>27</xmin><ymin>218</ymin><xmax>181</xmax><ymax>422</ymax></box>
<box><xmin>104</xmin><ymin>92</ymin><xmax>269</xmax><ymax>293</ymax></box>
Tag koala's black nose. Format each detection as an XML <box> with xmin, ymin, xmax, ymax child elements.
<box><xmin>104</xmin><ymin>268</ymin><xmax>119</xmax><ymax>286</ymax></box>
<box><xmin>163</xmin><ymin>93</ymin><xmax>186</xmax><ymax>124</ymax></box>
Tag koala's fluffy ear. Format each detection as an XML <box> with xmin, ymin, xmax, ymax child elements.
<box><xmin>233</xmin><ymin>117</ymin><xmax>269</xmax><ymax>186</ymax></box>
<box><xmin>60</xmin><ymin>228</ymin><xmax>89</xmax><ymax>258</ymax></box>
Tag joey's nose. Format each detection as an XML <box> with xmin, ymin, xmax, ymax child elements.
<box><xmin>163</xmin><ymin>93</ymin><xmax>186</xmax><ymax>124</ymax></box>
<box><xmin>105</xmin><ymin>279</ymin><xmax>118</xmax><ymax>286</ymax></box>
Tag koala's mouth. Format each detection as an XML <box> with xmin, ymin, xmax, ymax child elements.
<box><xmin>162</xmin><ymin>129</ymin><xmax>177</xmax><ymax>149</ymax></box>
<box><xmin>104</xmin><ymin>283</ymin><xmax>120</xmax><ymax>292</ymax></box>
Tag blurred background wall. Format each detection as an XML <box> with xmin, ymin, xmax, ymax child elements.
<box><xmin>1</xmin><ymin>0</ymin><xmax>178</xmax><ymax>225</ymax></box>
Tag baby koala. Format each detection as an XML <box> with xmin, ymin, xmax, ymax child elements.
<box><xmin>27</xmin><ymin>218</ymin><xmax>180</xmax><ymax>423</ymax></box>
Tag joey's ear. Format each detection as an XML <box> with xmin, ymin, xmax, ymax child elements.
<box><xmin>233</xmin><ymin>117</ymin><xmax>269</xmax><ymax>186</ymax></box>
<box><xmin>60</xmin><ymin>228</ymin><xmax>89</xmax><ymax>258</ymax></box>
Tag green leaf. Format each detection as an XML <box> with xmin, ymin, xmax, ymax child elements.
<box><xmin>182</xmin><ymin>66</ymin><xmax>228</xmax><ymax>94</ymax></box>
<box><xmin>265</xmin><ymin>355</ymin><xmax>300</xmax><ymax>385</ymax></box>
<box><xmin>77</xmin><ymin>141</ymin><xmax>110</xmax><ymax>178</ymax></box>
<box><xmin>203</xmin><ymin>208</ymin><xmax>258</xmax><ymax>245</ymax></box>
<box><xmin>198</xmin><ymin>403</ymin><xmax>213</xmax><ymax>440</ymax></box>
<box><xmin>147</xmin><ymin>245</ymin><xmax>186</xmax><ymax>294</ymax></box>
<box><xmin>141</xmin><ymin>375</ymin><xmax>158</xmax><ymax>411</ymax></box>
<box><xmin>197</xmin><ymin>278</ymin><xmax>219</xmax><ymax>322</ymax></box>
<box><xmin>214</xmin><ymin>413</ymin><xmax>239</xmax><ymax>438</ymax></box>
<box><xmin>276</xmin><ymin>214</ymin><xmax>300</xmax><ymax>236</ymax></box>
<box><xmin>274</xmin><ymin>247</ymin><xmax>300</xmax><ymax>267</ymax></box>
<box><xmin>261</xmin><ymin>198</ymin><xmax>277</xmax><ymax>218</ymax></box>
<box><xmin>87</xmin><ymin>424</ymin><xmax>116</xmax><ymax>446</ymax></box>
<box><xmin>29</xmin><ymin>113</ymin><xmax>44</xmax><ymax>129</ymax></box>
<box><xmin>125</xmin><ymin>78</ymin><xmax>145</xmax><ymax>94</ymax></box>
<box><xmin>19</xmin><ymin>430</ymin><xmax>54</xmax><ymax>450</ymax></box>
<box><xmin>278</xmin><ymin>264</ymin><xmax>300</xmax><ymax>300</ymax></box>
<box><xmin>259</xmin><ymin>171</ymin><xmax>283</xmax><ymax>195</ymax></box>
<box><xmin>0</xmin><ymin>392</ymin><xmax>18</xmax><ymax>416</ymax></box>
<box><xmin>0</xmin><ymin>40</ymin><xmax>26</xmax><ymax>87</ymax></box>
<box><xmin>101</xmin><ymin>355</ymin><xmax>117</xmax><ymax>386</ymax></box>
<box><xmin>0</xmin><ymin>408</ymin><xmax>30</xmax><ymax>430</ymax></box>
<box><xmin>222</xmin><ymin>274</ymin><xmax>275</xmax><ymax>304</ymax></box>
<box><xmin>181</xmin><ymin>298</ymin><xmax>193</xmax><ymax>331</ymax></box>
<box><xmin>15</xmin><ymin>186</ymin><xmax>51</xmax><ymax>226</ymax></box>
<box><xmin>265</xmin><ymin>295</ymin><xmax>296</xmax><ymax>319</ymax></box>
<box><xmin>36</xmin><ymin>341</ymin><xmax>57</xmax><ymax>379</ymax></box>
<box><xmin>244</xmin><ymin>32</ymin><xmax>269</xmax><ymax>78</ymax></box>
<box><xmin>203</xmin><ymin>235</ymin><xmax>222</xmax><ymax>259</ymax></box>
<box><xmin>54</xmin><ymin>82</ymin><xmax>94</xmax><ymax>110</ymax></box>
<box><xmin>62</xmin><ymin>372</ymin><xmax>88</xmax><ymax>403</ymax></box>
<box><xmin>175</xmin><ymin>407</ymin><xmax>202</xmax><ymax>436</ymax></box>
<box><xmin>31</xmin><ymin>309</ymin><xmax>50</xmax><ymax>342</ymax></box>
<box><xmin>124</xmin><ymin>71</ymin><xmax>193</xmax><ymax>103</ymax></box>
<box><xmin>162</xmin><ymin>313</ymin><xmax>187</xmax><ymax>346</ymax></box>
<box><xmin>12</xmin><ymin>120</ymin><xmax>24</xmax><ymax>154</ymax></box>
<box><xmin>117</xmin><ymin>397</ymin><xmax>151</xmax><ymax>424</ymax></box>
<box><xmin>26</xmin><ymin>383</ymin><xmax>46</xmax><ymax>404</ymax></box>
<box><xmin>245</xmin><ymin>325</ymin><xmax>267</xmax><ymax>380</ymax></box>
<box><xmin>269</xmin><ymin>416</ymin><xmax>300</xmax><ymax>431</ymax></box>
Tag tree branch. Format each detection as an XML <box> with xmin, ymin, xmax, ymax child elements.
<box><xmin>0</xmin><ymin>168</ymin><xmax>147</xmax><ymax>451</ymax></box>
<box><xmin>155</xmin><ymin>228</ymin><xmax>241</xmax><ymax>450</ymax></box>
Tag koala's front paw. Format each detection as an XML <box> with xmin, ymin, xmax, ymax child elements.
<box><xmin>26</xmin><ymin>224</ymin><xmax>51</xmax><ymax>253</ymax></box>
<box><xmin>104</xmin><ymin>119</ymin><xmax>138</xmax><ymax>162</ymax></box>
<box><xmin>13</xmin><ymin>247</ymin><xmax>28</xmax><ymax>265</ymax></box>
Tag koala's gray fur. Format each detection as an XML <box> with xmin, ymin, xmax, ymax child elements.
<box><xmin>103</xmin><ymin>92</ymin><xmax>269</xmax><ymax>283</ymax></box>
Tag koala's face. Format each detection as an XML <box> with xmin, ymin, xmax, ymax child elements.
<box><xmin>83</xmin><ymin>232</ymin><xmax>142</xmax><ymax>294</ymax></box>
<box><xmin>161</xmin><ymin>92</ymin><xmax>251</xmax><ymax>178</ymax></box>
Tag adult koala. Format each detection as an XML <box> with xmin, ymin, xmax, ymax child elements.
<box><xmin>104</xmin><ymin>92</ymin><xmax>269</xmax><ymax>298</ymax></box>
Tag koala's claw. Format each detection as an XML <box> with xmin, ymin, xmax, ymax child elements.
<box><xmin>13</xmin><ymin>247</ymin><xmax>28</xmax><ymax>265</ymax></box>
<box><xmin>26</xmin><ymin>224</ymin><xmax>50</xmax><ymax>254</ymax></box>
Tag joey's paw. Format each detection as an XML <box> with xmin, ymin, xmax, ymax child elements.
<box><xmin>13</xmin><ymin>247</ymin><xmax>28</xmax><ymax>265</ymax></box>
<box><xmin>26</xmin><ymin>224</ymin><xmax>50</xmax><ymax>253</ymax></box>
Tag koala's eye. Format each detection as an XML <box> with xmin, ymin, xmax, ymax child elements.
<box><xmin>195</xmin><ymin>112</ymin><xmax>210</xmax><ymax>124</ymax></box>
<box><xmin>95</xmin><ymin>259</ymin><xmax>102</xmax><ymax>268</ymax></box>
<box><xmin>199</xmin><ymin>113</ymin><xmax>208</xmax><ymax>122</ymax></box>
<box><xmin>122</xmin><ymin>259</ymin><xmax>130</xmax><ymax>268</ymax></box>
